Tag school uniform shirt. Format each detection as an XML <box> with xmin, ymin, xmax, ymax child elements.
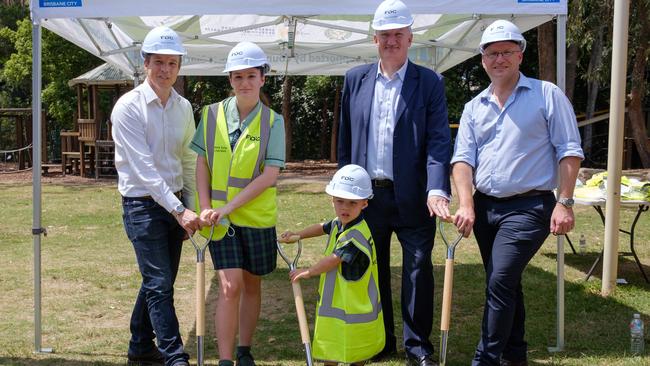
<box><xmin>190</xmin><ymin>96</ymin><xmax>285</xmax><ymax>168</ymax></box>
<box><xmin>323</xmin><ymin>215</ymin><xmax>370</xmax><ymax>281</ymax></box>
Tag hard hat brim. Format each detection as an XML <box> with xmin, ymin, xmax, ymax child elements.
<box><xmin>325</xmin><ymin>185</ymin><xmax>372</xmax><ymax>200</ymax></box>
<box><xmin>371</xmin><ymin>21</ymin><xmax>414</xmax><ymax>31</ymax></box>
<box><xmin>223</xmin><ymin>63</ymin><xmax>271</xmax><ymax>74</ymax></box>
<box><xmin>141</xmin><ymin>49</ymin><xmax>186</xmax><ymax>60</ymax></box>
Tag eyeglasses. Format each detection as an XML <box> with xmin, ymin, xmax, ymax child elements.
<box><xmin>483</xmin><ymin>50</ymin><xmax>520</xmax><ymax>60</ymax></box>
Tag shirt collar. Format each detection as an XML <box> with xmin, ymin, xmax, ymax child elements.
<box><xmin>480</xmin><ymin>72</ymin><xmax>531</xmax><ymax>103</ymax></box>
<box><xmin>141</xmin><ymin>80</ymin><xmax>181</xmax><ymax>105</ymax></box>
<box><xmin>376</xmin><ymin>60</ymin><xmax>408</xmax><ymax>81</ymax></box>
<box><xmin>337</xmin><ymin>213</ymin><xmax>364</xmax><ymax>232</ymax></box>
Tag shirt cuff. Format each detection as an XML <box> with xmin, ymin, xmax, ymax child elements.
<box><xmin>428</xmin><ymin>189</ymin><xmax>450</xmax><ymax>201</ymax></box>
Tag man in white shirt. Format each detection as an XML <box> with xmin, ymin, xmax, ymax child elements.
<box><xmin>111</xmin><ymin>26</ymin><xmax>201</xmax><ymax>366</ymax></box>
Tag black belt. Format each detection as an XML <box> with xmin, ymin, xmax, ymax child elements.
<box><xmin>371</xmin><ymin>179</ymin><xmax>393</xmax><ymax>188</ymax></box>
<box><xmin>475</xmin><ymin>189</ymin><xmax>552</xmax><ymax>202</ymax></box>
<box><xmin>123</xmin><ymin>190</ymin><xmax>182</xmax><ymax>201</ymax></box>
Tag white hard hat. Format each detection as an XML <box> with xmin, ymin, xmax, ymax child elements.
<box><xmin>372</xmin><ymin>0</ymin><xmax>414</xmax><ymax>31</ymax></box>
<box><xmin>140</xmin><ymin>26</ymin><xmax>186</xmax><ymax>59</ymax></box>
<box><xmin>326</xmin><ymin>164</ymin><xmax>374</xmax><ymax>200</ymax></box>
<box><xmin>479</xmin><ymin>20</ymin><xmax>527</xmax><ymax>53</ymax></box>
<box><xmin>223</xmin><ymin>42</ymin><xmax>271</xmax><ymax>73</ymax></box>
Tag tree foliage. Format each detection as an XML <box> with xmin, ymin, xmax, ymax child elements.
<box><xmin>0</xmin><ymin>3</ymin><xmax>648</xmax><ymax>165</ymax></box>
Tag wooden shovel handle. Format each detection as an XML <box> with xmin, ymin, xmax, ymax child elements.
<box><xmin>196</xmin><ymin>261</ymin><xmax>205</xmax><ymax>336</ymax></box>
<box><xmin>292</xmin><ymin>281</ymin><xmax>311</xmax><ymax>344</ymax></box>
<box><xmin>440</xmin><ymin>258</ymin><xmax>454</xmax><ymax>332</ymax></box>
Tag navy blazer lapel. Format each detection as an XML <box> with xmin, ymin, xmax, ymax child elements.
<box><xmin>360</xmin><ymin>63</ymin><xmax>378</xmax><ymax>137</ymax></box>
<box><xmin>396</xmin><ymin>61</ymin><xmax>418</xmax><ymax>124</ymax></box>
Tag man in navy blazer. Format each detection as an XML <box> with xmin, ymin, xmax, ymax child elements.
<box><xmin>337</xmin><ymin>1</ymin><xmax>451</xmax><ymax>365</ymax></box>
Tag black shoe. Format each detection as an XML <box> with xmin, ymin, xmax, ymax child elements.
<box><xmin>371</xmin><ymin>343</ymin><xmax>397</xmax><ymax>361</ymax></box>
<box><xmin>171</xmin><ymin>361</ymin><xmax>189</xmax><ymax>366</ymax></box>
<box><xmin>127</xmin><ymin>349</ymin><xmax>164</xmax><ymax>366</ymax></box>
<box><xmin>500</xmin><ymin>359</ymin><xmax>528</xmax><ymax>366</ymax></box>
<box><xmin>406</xmin><ymin>354</ymin><xmax>438</xmax><ymax>366</ymax></box>
<box><xmin>236</xmin><ymin>346</ymin><xmax>256</xmax><ymax>366</ymax></box>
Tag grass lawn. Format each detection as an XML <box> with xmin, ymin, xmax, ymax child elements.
<box><xmin>0</xmin><ymin>178</ymin><xmax>649</xmax><ymax>366</ymax></box>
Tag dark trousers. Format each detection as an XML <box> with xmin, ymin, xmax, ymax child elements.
<box><xmin>364</xmin><ymin>186</ymin><xmax>437</xmax><ymax>359</ymax></box>
<box><xmin>122</xmin><ymin>197</ymin><xmax>189</xmax><ymax>366</ymax></box>
<box><xmin>471</xmin><ymin>192</ymin><xmax>555</xmax><ymax>366</ymax></box>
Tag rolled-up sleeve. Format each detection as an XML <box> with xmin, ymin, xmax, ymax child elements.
<box><xmin>546</xmin><ymin>85</ymin><xmax>584</xmax><ymax>162</ymax></box>
<box><xmin>450</xmin><ymin>102</ymin><xmax>477</xmax><ymax>168</ymax></box>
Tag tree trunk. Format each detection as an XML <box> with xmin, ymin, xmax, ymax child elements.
<box><xmin>330</xmin><ymin>82</ymin><xmax>340</xmax><ymax>163</ymax></box>
<box><xmin>628</xmin><ymin>0</ymin><xmax>650</xmax><ymax>168</ymax></box>
<box><xmin>282</xmin><ymin>76</ymin><xmax>293</xmax><ymax>162</ymax></box>
<box><xmin>583</xmin><ymin>24</ymin><xmax>605</xmax><ymax>158</ymax></box>
<box><xmin>537</xmin><ymin>21</ymin><xmax>556</xmax><ymax>83</ymax></box>
<box><xmin>565</xmin><ymin>43</ymin><xmax>578</xmax><ymax>102</ymax></box>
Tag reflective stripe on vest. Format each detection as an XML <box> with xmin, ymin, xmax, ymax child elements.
<box><xmin>318</xmin><ymin>227</ymin><xmax>382</xmax><ymax>323</ymax></box>
<box><xmin>312</xmin><ymin>220</ymin><xmax>384</xmax><ymax>363</ymax></box>
<box><xmin>197</xmin><ymin>101</ymin><xmax>276</xmax><ymax>235</ymax></box>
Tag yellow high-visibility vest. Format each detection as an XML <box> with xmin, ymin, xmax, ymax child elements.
<box><xmin>196</xmin><ymin>101</ymin><xmax>277</xmax><ymax>239</ymax></box>
<box><xmin>312</xmin><ymin>219</ymin><xmax>385</xmax><ymax>363</ymax></box>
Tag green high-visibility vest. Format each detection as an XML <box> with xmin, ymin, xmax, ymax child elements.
<box><xmin>313</xmin><ymin>219</ymin><xmax>385</xmax><ymax>363</ymax></box>
<box><xmin>196</xmin><ymin>101</ymin><xmax>277</xmax><ymax>239</ymax></box>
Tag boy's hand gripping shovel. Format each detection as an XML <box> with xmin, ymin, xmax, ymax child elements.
<box><xmin>277</xmin><ymin>237</ymin><xmax>314</xmax><ymax>366</ymax></box>
<box><xmin>438</xmin><ymin>221</ymin><xmax>463</xmax><ymax>366</ymax></box>
<box><xmin>188</xmin><ymin>225</ymin><xmax>214</xmax><ymax>366</ymax></box>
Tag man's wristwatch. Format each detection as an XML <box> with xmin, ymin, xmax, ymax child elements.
<box><xmin>172</xmin><ymin>203</ymin><xmax>185</xmax><ymax>218</ymax></box>
<box><xmin>557</xmin><ymin>197</ymin><xmax>575</xmax><ymax>208</ymax></box>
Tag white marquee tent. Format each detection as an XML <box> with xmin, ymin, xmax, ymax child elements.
<box><xmin>31</xmin><ymin>1</ymin><xmax>565</xmax><ymax>76</ymax></box>
<box><xmin>30</xmin><ymin>0</ymin><xmax>575</xmax><ymax>356</ymax></box>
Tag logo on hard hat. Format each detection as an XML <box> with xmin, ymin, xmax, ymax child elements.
<box><xmin>232</xmin><ymin>51</ymin><xmax>244</xmax><ymax>57</ymax></box>
<box><xmin>160</xmin><ymin>35</ymin><xmax>174</xmax><ymax>40</ymax></box>
<box><xmin>385</xmin><ymin>9</ymin><xmax>397</xmax><ymax>15</ymax></box>
<box><xmin>341</xmin><ymin>176</ymin><xmax>355</xmax><ymax>181</ymax></box>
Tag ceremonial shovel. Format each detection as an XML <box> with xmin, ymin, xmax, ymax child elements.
<box><xmin>277</xmin><ymin>237</ymin><xmax>314</xmax><ymax>366</ymax></box>
<box><xmin>438</xmin><ymin>221</ymin><xmax>464</xmax><ymax>366</ymax></box>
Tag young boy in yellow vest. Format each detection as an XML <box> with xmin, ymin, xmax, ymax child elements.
<box><xmin>279</xmin><ymin>164</ymin><xmax>385</xmax><ymax>365</ymax></box>
<box><xmin>192</xmin><ymin>41</ymin><xmax>285</xmax><ymax>366</ymax></box>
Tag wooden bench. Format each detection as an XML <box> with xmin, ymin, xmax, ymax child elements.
<box><xmin>60</xmin><ymin>131</ymin><xmax>81</xmax><ymax>175</ymax></box>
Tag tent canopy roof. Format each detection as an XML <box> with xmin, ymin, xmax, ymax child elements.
<box><xmin>31</xmin><ymin>1</ymin><xmax>566</xmax><ymax>76</ymax></box>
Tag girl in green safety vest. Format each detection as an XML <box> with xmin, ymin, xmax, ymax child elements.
<box><xmin>279</xmin><ymin>164</ymin><xmax>385</xmax><ymax>365</ymax></box>
<box><xmin>191</xmin><ymin>41</ymin><xmax>285</xmax><ymax>366</ymax></box>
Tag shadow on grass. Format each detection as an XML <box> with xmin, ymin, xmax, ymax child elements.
<box><xmin>543</xmin><ymin>250</ymin><xmax>650</xmax><ymax>288</ymax></box>
<box><xmin>0</xmin><ymin>356</ymin><xmax>121</xmax><ymax>366</ymax></box>
<box><xmin>183</xmin><ymin>261</ymin><xmax>645</xmax><ymax>365</ymax></box>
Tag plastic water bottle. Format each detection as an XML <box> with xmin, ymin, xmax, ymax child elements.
<box><xmin>579</xmin><ymin>234</ymin><xmax>587</xmax><ymax>254</ymax></box>
<box><xmin>630</xmin><ymin>313</ymin><xmax>645</xmax><ymax>355</ymax></box>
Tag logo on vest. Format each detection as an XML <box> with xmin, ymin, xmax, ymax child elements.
<box><xmin>244</xmin><ymin>134</ymin><xmax>261</xmax><ymax>142</ymax></box>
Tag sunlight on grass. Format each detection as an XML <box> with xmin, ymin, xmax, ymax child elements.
<box><xmin>0</xmin><ymin>180</ymin><xmax>649</xmax><ymax>366</ymax></box>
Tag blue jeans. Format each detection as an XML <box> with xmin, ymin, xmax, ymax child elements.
<box><xmin>122</xmin><ymin>197</ymin><xmax>189</xmax><ymax>366</ymax></box>
<box><xmin>471</xmin><ymin>192</ymin><xmax>555</xmax><ymax>366</ymax></box>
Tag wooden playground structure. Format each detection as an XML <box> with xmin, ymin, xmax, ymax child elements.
<box><xmin>60</xmin><ymin>63</ymin><xmax>134</xmax><ymax>178</ymax></box>
<box><xmin>0</xmin><ymin>108</ymin><xmax>49</xmax><ymax>173</ymax></box>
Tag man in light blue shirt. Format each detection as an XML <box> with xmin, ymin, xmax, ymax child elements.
<box><xmin>450</xmin><ymin>20</ymin><xmax>583</xmax><ymax>366</ymax></box>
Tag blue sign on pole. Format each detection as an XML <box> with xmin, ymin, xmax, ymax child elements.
<box><xmin>39</xmin><ymin>0</ymin><xmax>83</xmax><ymax>7</ymax></box>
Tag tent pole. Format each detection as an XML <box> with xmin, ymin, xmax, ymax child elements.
<box><xmin>549</xmin><ymin>14</ymin><xmax>567</xmax><ymax>353</ymax></box>
<box><xmin>31</xmin><ymin>20</ymin><xmax>52</xmax><ymax>354</ymax></box>
<box><xmin>601</xmin><ymin>0</ymin><xmax>630</xmax><ymax>296</ymax></box>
